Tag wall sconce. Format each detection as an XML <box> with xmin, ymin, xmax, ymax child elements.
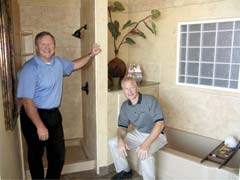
<box><xmin>72</xmin><ymin>24</ymin><xmax>87</xmax><ymax>39</ymax></box>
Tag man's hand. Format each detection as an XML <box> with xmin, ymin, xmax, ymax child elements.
<box><xmin>89</xmin><ymin>43</ymin><xmax>101</xmax><ymax>57</ymax></box>
<box><xmin>136</xmin><ymin>145</ymin><xmax>149</xmax><ymax>160</ymax></box>
<box><xmin>37</xmin><ymin>125</ymin><xmax>49</xmax><ymax>141</ymax></box>
<box><xmin>22</xmin><ymin>98</ymin><xmax>49</xmax><ymax>141</ymax></box>
<box><xmin>118</xmin><ymin>138</ymin><xmax>130</xmax><ymax>158</ymax></box>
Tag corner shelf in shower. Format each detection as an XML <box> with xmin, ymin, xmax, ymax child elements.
<box><xmin>108</xmin><ymin>81</ymin><xmax>160</xmax><ymax>92</ymax></box>
<box><xmin>200</xmin><ymin>141</ymin><xmax>239</xmax><ymax>169</ymax></box>
<box><xmin>21</xmin><ymin>30</ymin><xmax>34</xmax><ymax>63</ymax></box>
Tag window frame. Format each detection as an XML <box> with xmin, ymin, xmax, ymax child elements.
<box><xmin>176</xmin><ymin>18</ymin><xmax>240</xmax><ymax>92</ymax></box>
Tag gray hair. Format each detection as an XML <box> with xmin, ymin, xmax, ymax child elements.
<box><xmin>121</xmin><ymin>76</ymin><xmax>137</xmax><ymax>88</ymax></box>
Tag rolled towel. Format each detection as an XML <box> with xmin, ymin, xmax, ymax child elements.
<box><xmin>224</xmin><ymin>136</ymin><xmax>238</xmax><ymax>148</ymax></box>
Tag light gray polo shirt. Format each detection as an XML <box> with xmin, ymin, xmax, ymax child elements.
<box><xmin>118</xmin><ymin>93</ymin><xmax>164</xmax><ymax>133</ymax></box>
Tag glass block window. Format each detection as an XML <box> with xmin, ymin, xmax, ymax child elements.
<box><xmin>177</xmin><ymin>19</ymin><xmax>240</xmax><ymax>90</ymax></box>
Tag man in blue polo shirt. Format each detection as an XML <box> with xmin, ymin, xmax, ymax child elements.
<box><xmin>17</xmin><ymin>31</ymin><xmax>101</xmax><ymax>179</ymax></box>
<box><xmin>108</xmin><ymin>77</ymin><xmax>167</xmax><ymax>180</ymax></box>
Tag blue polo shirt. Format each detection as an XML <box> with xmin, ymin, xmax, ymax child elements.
<box><xmin>118</xmin><ymin>93</ymin><xmax>164</xmax><ymax>133</ymax></box>
<box><xmin>17</xmin><ymin>55</ymin><xmax>74</xmax><ymax>109</ymax></box>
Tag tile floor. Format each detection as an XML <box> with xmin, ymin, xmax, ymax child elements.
<box><xmin>23</xmin><ymin>138</ymin><xmax>143</xmax><ymax>179</ymax></box>
<box><xmin>61</xmin><ymin>169</ymin><xmax>143</xmax><ymax>180</ymax></box>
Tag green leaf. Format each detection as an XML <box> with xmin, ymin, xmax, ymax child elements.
<box><xmin>112</xmin><ymin>1</ymin><xmax>125</xmax><ymax>11</ymax></box>
<box><xmin>125</xmin><ymin>37</ymin><xmax>135</xmax><ymax>45</ymax></box>
<box><xmin>151</xmin><ymin>9</ymin><xmax>160</xmax><ymax>19</ymax></box>
<box><xmin>151</xmin><ymin>22</ymin><xmax>157</xmax><ymax>34</ymax></box>
<box><xmin>144</xmin><ymin>21</ymin><xmax>154</xmax><ymax>34</ymax></box>
<box><xmin>122</xmin><ymin>20</ymin><xmax>137</xmax><ymax>30</ymax></box>
<box><xmin>131</xmin><ymin>30</ymin><xmax>146</xmax><ymax>39</ymax></box>
<box><xmin>108</xmin><ymin>21</ymin><xmax>121</xmax><ymax>40</ymax></box>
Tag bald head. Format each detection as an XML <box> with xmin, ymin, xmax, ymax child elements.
<box><xmin>121</xmin><ymin>76</ymin><xmax>137</xmax><ymax>89</ymax></box>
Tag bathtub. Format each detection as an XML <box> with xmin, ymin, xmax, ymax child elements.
<box><xmin>129</xmin><ymin>127</ymin><xmax>239</xmax><ymax>179</ymax></box>
<box><xmin>157</xmin><ymin>127</ymin><xmax>239</xmax><ymax>179</ymax></box>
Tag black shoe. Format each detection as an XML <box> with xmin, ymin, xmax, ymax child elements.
<box><xmin>111</xmin><ymin>169</ymin><xmax>133</xmax><ymax>180</ymax></box>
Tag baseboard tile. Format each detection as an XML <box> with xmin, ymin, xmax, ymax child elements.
<box><xmin>98</xmin><ymin>163</ymin><xmax>115</xmax><ymax>176</ymax></box>
<box><xmin>62</xmin><ymin>160</ymin><xmax>95</xmax><ymax>175</ymax></box>
<box><xmin>25</xmin><ymin>160</ymin><xmax>95</xmax><ymax>179</ymax></box>
<box><xmin>65</xmin><ymin>138</ymin><xmax>81</xmax><ymax>147</ymax></box>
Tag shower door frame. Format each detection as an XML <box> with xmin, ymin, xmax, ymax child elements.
<box><xmin>81</xmin><ymin>0</ymin><xmax>108</xmax><ymax>174</ymax></box>
<box><xmin>80</xmin><ymin>0</ymin><xmax>97</xmax><ymax>165</ymax></box>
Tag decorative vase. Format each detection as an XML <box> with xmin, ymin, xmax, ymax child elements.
<box><xmin>108</xmin><ymin>50</ymin><xmax>127</xmax><ymax>86</ymax></box>
<box><xmin>112</xmin><ymin>77</ymin><xmax>120</xmax><ymax>87</ymax></box>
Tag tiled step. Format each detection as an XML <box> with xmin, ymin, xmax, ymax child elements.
<box><xmin>25</xmin><ymin>160</ymin><xmax>95</xmax><ymax>179</ymax></box>
<box><xmin>24</xmin><ymin>138</ymin><xmax>95</xmax><ymax>179</ymax></box>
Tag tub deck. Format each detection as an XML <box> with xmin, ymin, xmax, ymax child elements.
<box><xmin>165</xmin><ymin>127</ymin><xmax>240</xmax><ymax>169</ymax></box>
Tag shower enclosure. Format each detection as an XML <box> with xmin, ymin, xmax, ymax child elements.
<box><xmin>19</xmin><ymin>0</ymin><xmax>108</xmax><ymax>178</ymax></box>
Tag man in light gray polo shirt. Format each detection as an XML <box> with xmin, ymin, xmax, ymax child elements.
<box><xmin>108</xmin><ymin>77</ymin><xmax>167</xmax><ymax>180</ymax></box>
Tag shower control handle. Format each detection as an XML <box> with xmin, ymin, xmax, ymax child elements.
<box><xmin>81</xmin><ymin>82</ymin><xmax>89</xmax><ymax>95</ymax></box>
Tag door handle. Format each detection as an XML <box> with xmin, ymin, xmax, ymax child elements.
<box><xmin>81</xmin><ymin>82</ymin><xmax>89</xmax><ymax>95</ymax></box>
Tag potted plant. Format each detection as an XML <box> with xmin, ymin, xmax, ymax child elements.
<box><xmin>108</xmin><ymin>1</ymin><xmax>161</xmax><ymax>82</ymax></box>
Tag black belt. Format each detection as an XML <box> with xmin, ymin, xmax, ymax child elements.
<box><xmin>38</xmin><ymin>108</ymin><xmax>58</xmax><ymax>112</ymax></box>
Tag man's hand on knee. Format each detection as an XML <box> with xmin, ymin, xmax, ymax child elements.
<box><xmin>118</xmin><ymin>140</ymin><xmax>130</xmax><ymax>158</ymax></box>
<box><xmin>136</xmin><ymin>146</ymin><xmax>149</xmax><ymax>160</ymax></box>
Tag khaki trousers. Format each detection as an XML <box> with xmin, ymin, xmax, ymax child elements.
<box><xmin>108</xmin><ymin>129</ymin><xmax>167</xmax><ymax>180</ymax></box>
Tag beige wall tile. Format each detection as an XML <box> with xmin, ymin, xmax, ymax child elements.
<box><xmin>19</xmin><ymin>0</ymin><xmax>82</xmax><ymax>139</ymax></box>
<box><xmin>111</xmin><ymin>0</ymin><xmax>240</xmax><ymax>141</ymax></box>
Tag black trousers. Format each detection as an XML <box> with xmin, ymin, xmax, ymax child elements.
<box><xmin>20</xmin><ymin>106</ymin><xmax>65</xmax><ymax>180</ymax></box>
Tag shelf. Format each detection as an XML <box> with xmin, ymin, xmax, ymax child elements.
<box><xmin>21</xmin><ymin>30</ymin><xmax>34</xmax><ymax>63</ymax></box>
<box><xmin>21</xmin><ymin>31</ymin><xmax>33</xmax><ymax>36</ymax></box>
<box><xmin>22</xmin><ymin>53</ymin><xmax>34</xmax><ymax>57</ymax></box>
<box><xmin>201</xmin><ymin>141</ymin><xmax>239</xmax><ymax>168</ymax></box>
<box><xmin>108</xmin><ymin>81</ymin><xmax>160</xmax><ymax>92</ymax></box>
